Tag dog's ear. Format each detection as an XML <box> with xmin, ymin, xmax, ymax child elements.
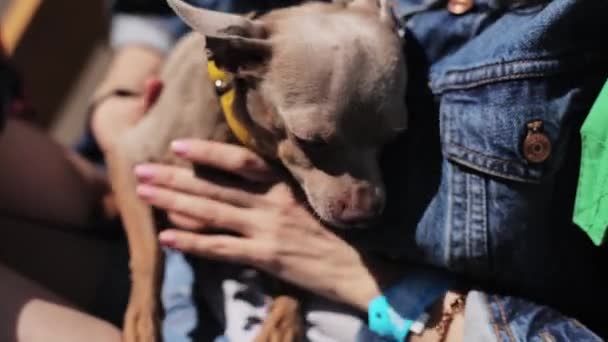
<box><xmin>167</xmin><ymin>0</ymin><xmax>271</xmax><ymax>77</ymax></box>
<box><xmin>167</xmin><ymin>0</ymin><xmax>265</xmax><ymax>38</ymax></box>
<box><xmin>205</xmin><ymin>36</ymin><xmax>272</xmax><ymax>78</ymax></box>
<box><xmin>347</xmin><ymin>0</ymin><xmax>398</xmax><ymax>29</ymax></box>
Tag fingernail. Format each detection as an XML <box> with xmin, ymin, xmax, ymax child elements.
<box><xmin>171</xmin><ymin>140</ymin><xmax>189</xmax><ymax>156</ymax></box>
<box><xmin>159</xmin><ymin>231</ymin><xmax>177</xmax><ymax>247</ymax></box>
<box><xmin>136</xmin><ymin>184</ymin><xmax>156</xmax><ymax>199</ymax></box>
<box><xmin>134</xmin><ymin>164</ymin><xmax>155</xmax><ymax>180</ymax></box>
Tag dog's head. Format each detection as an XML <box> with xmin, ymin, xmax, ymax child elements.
<box><xmin>168</xmin><ymin>0</ymin><xmax>407</xmax><ymax>229</ymax></box>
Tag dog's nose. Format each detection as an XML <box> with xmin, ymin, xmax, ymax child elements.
<box><xmin>338</xmin><ymin>185</ymin><xmax>385</xmax><ymax>224</ymax></box>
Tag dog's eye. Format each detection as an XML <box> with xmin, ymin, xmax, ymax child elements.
<box><xmin>293</xmin><ymin>135</ymin><xmax>328</xmax><ymax>150</ymax></box>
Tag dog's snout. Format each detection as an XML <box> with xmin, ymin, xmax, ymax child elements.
<box><xmin>334</xmin><ymin>185</ymin><xmax>385</xmax><ymax>225</ymax></box>
<box><xmin>354</xmin><ymin>184</ymin><xmax>384</xmax><ymax>213</ymax></box>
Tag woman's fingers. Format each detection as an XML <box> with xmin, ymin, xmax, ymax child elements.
<box><xmin>169</xmin><ymin>139</ymin><xmax>277</xmax><ymax>182</ymax></box>
<box><xmin>167</xmin><ymin>212</ymin><xmax>207</xmax><ymax>230</ymax></box>
<box><xmin>159</xmin><ymin>230</ymin><xmax>266</xmax><ymax>264</ymax></box>
<box><xmin>136</xmin><ymin>184</ymin><xmax>252</xmax><ymax>235</ymax></box>
<box><xmin>134</xmin><ymin>164</ymin><xmax>257</xmax><ymax>207</ymax></box>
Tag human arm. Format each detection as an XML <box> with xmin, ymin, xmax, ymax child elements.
<box><xmin>88</xmin><ymin>0</ymin><xmax>181</xmax><ymax>152</ymax></box>
<box><xmin>90</xmin><ymin>44</ymin><xmax>165</xmax><ymax>153</ymax></box>
<box><xmin>0</xmin><ymin>263</ymin><xmax>121</xmax><ymax>342</ymax></box>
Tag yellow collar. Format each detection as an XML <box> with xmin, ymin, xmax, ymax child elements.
<box><xmin>207</xmin><ymin>60</ymin><xmax>255</xmax><ymax>149</ymax></box>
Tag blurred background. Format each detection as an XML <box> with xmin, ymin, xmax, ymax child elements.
<box><xmin>1</xmin><ymin>0</ymin><xmax>111</xmax><ymax>145</ymax></box>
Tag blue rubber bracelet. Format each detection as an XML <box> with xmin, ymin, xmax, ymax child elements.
<box><xmin>368</xmin><ymin>295</ymin><xmax>412</xmax><ymax>341</ymax></box>
<box><xmin>367</xmin><ymin>268</ymin><xmax>459</xmax><ymax>341</ymax></box>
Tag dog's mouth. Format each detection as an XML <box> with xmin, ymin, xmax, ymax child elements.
<box><xmin>326</xmin><ymin>217</ymin><xmax>380</xmax><ymax>230</ymax></box>
<box><xmin>305</xmin><ymin>197</ymin><xmax>383</xmax><ymax>231</ymax></box>
<box><xmin>280</xmin><ymin>165</ymin><xmax>384</xmax><ymax>230</ymax></box>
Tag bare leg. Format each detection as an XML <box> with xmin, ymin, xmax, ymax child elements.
<box><xmin>0</xmin><ymin>214</ymin><xmax>128</xmax><ymax>316</ymax></box>
<box><xmin>0</xmin><ymin>118</ymin><xmax>128</xmax><ymax>338</ymax></box>
<box><xmin>0</xmin><ymin>117</ymin><xmax>124</xmax><ymax>307</ymax></box>
<box><xmin>0</xmin><ymin>117</ymin><xmax>109</xmax><ymax>228</ymax></box>
<box><xmin>0</xmin><ymin>262</ymin><xmax>121</xmax><ymax>342</ymax></box>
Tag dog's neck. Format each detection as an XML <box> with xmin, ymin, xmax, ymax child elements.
<box><xmin>208</xmin><ymin>59</ymin><xmax>281</xmax><ymax>159</ymax></box>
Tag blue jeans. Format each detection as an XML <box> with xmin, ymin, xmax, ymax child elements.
<box><xmin>161</xmin><ymin>249</ymin><xmax>198</xmax><ymax>342</ymax></box>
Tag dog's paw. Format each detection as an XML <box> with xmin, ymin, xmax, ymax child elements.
<box><xmin>123</xmin><ymin>296</ymin><xmax>160</xmax><ymax>342</ymax></box>
<box><xmin>255</xmin><ymin>296</ymin><xmax>303</xmax><ymax>342</ymax></box>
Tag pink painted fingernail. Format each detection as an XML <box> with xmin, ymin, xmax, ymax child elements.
<box><xmin>136</xmin><ymin>184</ymin><xmax>156</xmax><ymax>199</ymax></box>
<box><xmin>159</xmin><ymin>231</ymin><xmax>177</xmax><ymax>247</ymax></box>
<box><xmin>171</xmin><ymin>140</ymin><xmax>189</xmax><ymax>156</ymax></box>
<box><xmin>134</xmin><ymin>164</ymin><xmax>155</xmax><ymax>180</ymax></box>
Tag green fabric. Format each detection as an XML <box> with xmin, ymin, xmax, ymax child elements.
<box><xmin>574</xmin><ymin>79</ymin><xmax>608</xmax><ymax>246</ymax></box>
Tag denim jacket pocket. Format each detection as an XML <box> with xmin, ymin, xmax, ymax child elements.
<box><xmin>434</xmin><ymin>57</ymin><xmax>580</xmax><ymax>184</ymax></box>
<box><xmin>421</xmin><ymin>54</ymin><xmax>606</xmax><ymax>281</ymax></box>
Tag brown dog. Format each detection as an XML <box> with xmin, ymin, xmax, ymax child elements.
<box><xmin>105</xmin><ymin>0</ymin><xmax>407</xmax><ymax>340</ymax></box>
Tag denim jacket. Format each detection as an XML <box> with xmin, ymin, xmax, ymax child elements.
<box><xmin>353</xmin><ymin>0</ymin><xmax>608</xmax><ymax>339</ymax></box>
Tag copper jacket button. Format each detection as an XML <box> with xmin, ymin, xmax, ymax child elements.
<box><xmin>448</xmin><ymin>0</ymin><xmax>474</xmax><ymax>15</ymax></box>
<box><xmin>523</xmin><ymin>120</ymin><xmax>551</xmax><ymax>164</ymax></box>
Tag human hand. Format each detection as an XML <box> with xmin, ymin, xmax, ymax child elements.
<box><xmin>133</xmin><ymin>140</ymin><xmax>382</xmax><ymax>312</ymax></box>
<box><xmin>91</xmin><ymin>78</ymin><xmax>163</xmax><ymax>152</ymax></box>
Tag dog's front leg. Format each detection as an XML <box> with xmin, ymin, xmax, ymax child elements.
<box><xmin>256</xmin><ymin>296</ymin><xmax>303</xmax><ymax>342</ymax></box>
<box><xmin>107</xmin><ymin>150</ymin><xmax>164</xmax><ymax>342</ymax></box>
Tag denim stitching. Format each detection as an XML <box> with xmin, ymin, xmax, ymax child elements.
<box><xmin>493</xmin><ymin>295</ymin><xmax>517</xmax><ymax>342</ymax></box>
<box><xmin>430</xmin><ymin>57</ymin><xmax>563</xmax><ymax>91</ymax></box>
<box><xmin>465</xmin><ymin>172</ymin><xmax>472</xmax><ymax>262</ymax></box>
<box><xmin>445</xmin><ymin>142</ymin><xmax>545</xmax><ymax>183</ymax></box>
<box><xmin>443</xmin><ymin>56</ymin><xmax>560</xmax><ymax>75</ymax></box>
<box><xmin>449</xmin><ymin>157</ymin><xmax>540</xmax><ymax>184</ymax></box>
<box><xmin>434</xmin><ymin>72</ymin><xmax>552</xmax><ymax>94</ymax></box>
<box><xmin>443</xmin><ymin>137</ymin><xmax>455</xmax><ymax>268</ymax></box>
<box><xmin>468</xmin><ymin>172</ymin><xmax>489</xmax><ymax>271</ymax></box>
<box><xmin>440</xmin><ymin>50</ymin><xmax>605</xmax><ymax>75</ymax></box>
<box><xmin>479</xmin><ymin>175</ymin><xmax>487</xmax><ymax>269</ymax></box>
<box><xmin>447</xmin><ymin>142</ymin><xmax>524</xmax><ymax>167</ymax></box>
<box><xmin>433</xmin><ymin>51</ymin><xmax>605</xmax><ymax>93</ymax></box>
<box><xmin>431</xmin><ymin>52</ymin><xmax>602</xmax><ymax>93</ymax></box>
<box><xmin>445</xmin><ymin>161</ymin><xmax>454</xmax><ymax>267</ymax></box>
